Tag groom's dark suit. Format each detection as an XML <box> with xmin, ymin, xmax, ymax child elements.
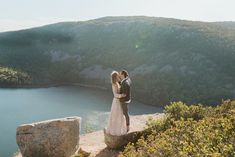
<box><xmin>120</xmin><ymin>77</ymin><xmax>131</xmax><ymax>126</ymax></box>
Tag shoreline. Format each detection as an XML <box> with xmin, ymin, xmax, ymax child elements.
<box><xmin>0</xmin><ymin>82</ymin><xmax>164</xmax><ymax>108</ymax></box>
<box><xmin>0</xmin><ymin>82</ymin><xmax>108</xmax><ymax>90</ymax></box>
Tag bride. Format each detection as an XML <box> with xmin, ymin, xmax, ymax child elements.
<box><xmin>106</xmin><ymin>71</ymin><xmax>127</xmax><ymax>135</ymax></box>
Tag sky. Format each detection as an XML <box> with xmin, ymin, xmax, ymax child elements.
<box><xmin>1</xmin><ymin>0</ymin><xmax>235</xmax><ymax>32</ymax></box>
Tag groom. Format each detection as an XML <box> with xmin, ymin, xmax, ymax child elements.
<box><xmin>119</xmin><ymin>70</ymin><xmax>131</xmax><ymax>132</ymax></box>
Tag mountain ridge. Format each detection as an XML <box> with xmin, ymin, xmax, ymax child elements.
<box><xmin>0</xmin><ymin>16</ymin><xmax>234</xmax><ymax>106</ymax></box>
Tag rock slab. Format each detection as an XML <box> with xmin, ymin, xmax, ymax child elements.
<box><xmin>16</xmin><ymin>116</ymin><xmax>81</xmax><ymax>157</ymax></box>
<box><xmin>103</xmin><ymin>113</ymin><xmax>165</xmax><ymax>149</ymax></box>
<box><xmin>104</xmin><ymin>129</ymin><xmax>142</xmax><ymax>149</ymax></box>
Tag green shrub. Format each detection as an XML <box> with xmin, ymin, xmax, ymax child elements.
<box><xmin>164</xmin><ymin>102</ymin><xmax>189</xmax><ymax>120</ymax></box>
<box><xmin>119</xmin><ymin>100</ymin><xmax>235</xmax><ymax>157</ymax></box>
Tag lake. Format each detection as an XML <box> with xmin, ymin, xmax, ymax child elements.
<box><xmin>0</xmin><ymin>86</ymin><xmax>163</xmax><ymax>157</ymax></box>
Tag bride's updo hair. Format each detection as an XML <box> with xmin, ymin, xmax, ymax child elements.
<box><xmin>111</xmin><ymin>71</ymin><xmax>119</xmax><ymax>84</ymax></box>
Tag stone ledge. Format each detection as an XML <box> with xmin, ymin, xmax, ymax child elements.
<box><xmin>16</xmin><ymin>116</ymin><xmax>81</xmax><ymax>157</ymax></box>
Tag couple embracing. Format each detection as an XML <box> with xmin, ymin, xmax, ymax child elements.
<box><xmin>106</xmin><ymin>70</ymin><xmax>131</xmax><ymax>136</ymax></box>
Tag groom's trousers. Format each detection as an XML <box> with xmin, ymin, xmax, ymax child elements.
<box><xmin>122</xmin><ymin>103</ymin><xmax>130</xmax><ymax>126</ymax></box>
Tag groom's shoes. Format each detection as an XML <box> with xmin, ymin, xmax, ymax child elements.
<box><xmin>127</xmin><ymin>125</ymin><xmax>130</xmax><ymax>132</ymax></box>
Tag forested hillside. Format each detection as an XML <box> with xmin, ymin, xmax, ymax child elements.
<box><xmin>0</xmin><ymin>66</ymin><xmax>31</xmax><ymax>86</ymax></box>
<box><xmin>0</xmin><ymin>16</ymin><xmax>235</xmax><ymax>106</ymax></box>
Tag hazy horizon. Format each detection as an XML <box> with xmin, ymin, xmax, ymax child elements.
<box><xmin>1</xmin><ymin>0</ymin><xmax>235</xmax><ymax>32</ymax></box>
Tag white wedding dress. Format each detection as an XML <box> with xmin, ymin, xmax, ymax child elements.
<box><xmin>106</xmin><ymin>85</ymin><xmax>127</xmax><ymax>135</ymax></box>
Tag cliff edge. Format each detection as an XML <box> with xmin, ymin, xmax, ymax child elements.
<box><xmin>14</xmin><ymin>113</ymin><xmax>164</xmax><ymax>157</ymax></box>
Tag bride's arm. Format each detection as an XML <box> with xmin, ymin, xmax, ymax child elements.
<box><xmin>112</xmin><ymin>84</ymin><xmax>126</xmax><ymax>98</ymax></box>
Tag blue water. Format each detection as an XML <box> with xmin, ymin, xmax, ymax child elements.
<box><xmin>0</xmin><ymin>86</ymin><xmax>162</xmax><ymax>157</ymax></box>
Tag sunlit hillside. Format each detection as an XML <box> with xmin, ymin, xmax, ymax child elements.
<box><xmin>0</xmin><ymin>16</ymin><xmax>235</xmax><ymax>106</ymax></box>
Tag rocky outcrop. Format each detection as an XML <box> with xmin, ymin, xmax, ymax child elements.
<box><xmin>103</xmin><ymin>113</ymin><xmax>164</xmax><ymax>149</ymax></box>
<box><xmin>16</xmin><ymin>116</ymin><xmax>81</xmax><ymax>157</ymax></box>
<box><xmin>78</xmin><ymin>113</ymin><xmax>165</xmax><ymax>157</ymax></box>
<box><xmin>15</xmin><ymin>113</ymin><xmax>164</xmax><ymax>157</ymax></box>
<box><xmin>104</xmin><ymin>129</ymin><xmax>142</xmax><ymax>149</ymax></box>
